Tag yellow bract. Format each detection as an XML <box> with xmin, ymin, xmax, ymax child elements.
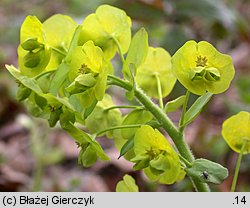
<box><xmin>132</xmin><ymin>125</ymin><xmax>183</xmax><ymax>184</ymax></box>
<box><xmin>136</xmin><ymin>47</ymin><xmax>176</xmax><ymax>98</ymax></box>
<box><xmin>69</xmin><ymin>41</ymin><xmax>104</xmax><ymax>82</ymax></box>
<box><xmin>222</xmin><ymin>111</ymin><xmax>250</xmax><ymax>154</ymax></box>
<box><xmin>78</xmin><ymin>5</ymin><xmax>132</xmax><ymax>60</ymax></box>
<box><xmin>172</xmin><ymin>40</ymin><xmax>235</xmax><ymax>95</ymax></box>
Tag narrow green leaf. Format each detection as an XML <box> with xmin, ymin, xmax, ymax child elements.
<box><xmin>185</xmin><ymin>158</ymin><xmax>228</xmax><ymax>184</ymax></box>
<box><xmin>183</xmin><ymin>92</ymin><xmax>212</xmax><ymax>126</ymax></box>
<box><xmin>6</xmin><ymin>65</ymin><xmax>43</xmax><ymax>94</ymax></box>
<box><xmin>66</xmin><ymin>25</ymin><xmax>83</xmax><ymax>61</ymax></box>
<box><xmin>49</xmin><ymin>63</ymin><xmax>69</xmax><ymax>95</ymax></box>
<box><xmin>119</xmin><ymin>137</ymin><xmax>134</xmax><ymax>159</ymax></box>
<box><xmin>165</xmin><ymin>95</ymin><xmax>186</xmax><ymax>113</ymax></box>
<box><xmin>116</xmin><ymin>174</ymin><xmax>139</xmax><ymax>192</ymax></box>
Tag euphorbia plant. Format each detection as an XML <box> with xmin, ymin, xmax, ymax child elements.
<box><xmin>6</xmin><ymin>4</ymin><xmax>239</xmax><ymax>192</ymax></box>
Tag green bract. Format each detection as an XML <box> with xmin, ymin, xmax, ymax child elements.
<box><xmin>43</xmin><ymin>14</ymin><xmax>77</xmax><ymax>70</ymax></box>
<box><xmin>78</xmin><ymin>4</ymin><xmax>132</xmax><ymax>60</ymax></box>
<box><xmin>67</xmin><ymin>40</ymin><xmax>108</xmax><ymax>107</ymax></box>
<box><xmin>172</xmin><ymin>40</ymin><xmax>235</xmax><ymax>95</ymax></box>
<box><xmin>18</xmin><ymin>15</ymin><xmax>77</xmax><ymax>77</ymax></box>
<box><xmin>132</xmin><ymin>125</ymin><xmax>182</xmax><ymax>184</ymax></box>
<box><xmin>116</xmin><ymin>174</ymin><xmax>139</xmax><ymax>192</ymax></box>
<box><xmin>18</xmin><ymin>16</ymin><xmax>51</xmax><ymax>77</ymax></box>
<box><xmin>85</xmin><ymin>94</ymin><xmax>122</xmax><ymax>138</ymax></box>
<box><xmin>222</xmin><ymin>111</ymin><xmax>250</xmax><ymax>154</ymax></box>
<box><xmin>135</xmin><ymin>47</ymin><xmax>176</xmax><ymax>98</ymax></box>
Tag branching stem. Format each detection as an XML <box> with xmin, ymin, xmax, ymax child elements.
<box><xmin>107</xmin><ymin>75</ymin><xmax>210</xmax><ymax>192</ymax></box>
<box><xmin>96</xmin><ymin>124</ymin><xmax>142</xmax><ymax>137</ymax></box>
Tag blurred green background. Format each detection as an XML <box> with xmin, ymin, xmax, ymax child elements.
<box><xmin>0</xmin><ymin>0</ymin><xmax>250</xmax><ymax>192</ymax></box>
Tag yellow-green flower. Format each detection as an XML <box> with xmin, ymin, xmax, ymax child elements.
<box><xmin>135</xmin><ymin>47</ymin><xmax>176</xmax><ymax>98</ymax></box>
<box><xmin>222</xmin><ymin>111</ymin><xmax>250</xmax><ymax>154</ymax></box>
<box><xmin>78</xmin><ymin>5</ymin><xmax>132</xmax><ymax>60</ymax></box>
<box><xmin>131</xmin><ymin>125</ymin><xmax>182</xmax><ymax>184</ymax></box>
<box><xmin>67</xmin><ymin>41</ymin><xmax>108</xmax><ymax>107</ymax></box>
<box><xmin>172</xmin><ymin>40</ymin><xmax>235</xmax><ymax>95</ymax></box>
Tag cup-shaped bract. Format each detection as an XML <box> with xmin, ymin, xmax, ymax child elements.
<box><xmin>132</xmin><ymin>125</ymin><xmax>182</xmax><ymax>184</ymax></box>
<box><xmin>222</xmin><ymin>111</ymin><xmax>250</xmax><ymax>154</ymax></box>
<box><xmin>43</xmin><ymin>14</ymin><xmax>77</xmax><ymax>70</ymax></box>
<box><xmin>78</xmin><ymin>5</ymin><xmax>132</xmax><ymax>60</ymax></box>
<box><xmin>18</xmin><ymin>16</ymin><xmax>51</xmax><ymax>77</ymax></box>
<box><xmin>135</xmin><ymin>47</ymin><xmax>176</xmax><ymax>98</ymax></box>
<box><xmin>67</xmin><ymin>40</ymin><xmax>108</xmax><ymax>106</ymax></box>
<box><xmin>172</xmin><ymin>40</ymin><xmax>235</xmax><ymax>95</ymax></box>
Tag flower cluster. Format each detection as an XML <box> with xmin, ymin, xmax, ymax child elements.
<box><xmin>6</xmin><ymin>4</ymin><xmax>236</xmax><ymax>189</ymax></box>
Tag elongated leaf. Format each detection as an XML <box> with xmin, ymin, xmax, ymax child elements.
<box><xmin>49</xmin><ymin>63</ymin><xmax>69</xmax><ymax>95</ymax></box>
<box><xmin>66</xmin><ymin>25</ymin><xmax>83</xmax><ymax>61</ymax></box>
<box><xmin>165</xmin><ymin>95</ymin><xmax>186</xmax><ymax>113</ymax></box>
<box><xmin>185</xmin><ymin>158</ymin><xmax>228</xmax><ymax>184</ymax></box>
<box><xmin>60</xmin><ymin>121</ymin><xmax>109</xmax><ymax>161</ymax></box>
<box><xmin>6</xmin><ymin>65</ymin><xmax>76</xmax><ymax>115</ymax></box>
<box><xmin>119</xmin><ymin>137</ymin><xmax>134</xmax><ymax>159</ymax></box>
<box><xmin>122</xmin><ymin>28</ymin><xmax>148</xmax><ymax>81</ymax></box>
<box><xmin>183</xmin><ymin>92</ymin><xmax>212</xmax><ymax>126</ymax></box>
<box><xmin>116</xmin><ymin>174</ymin><xmax>139</xmax><ymax>192</ymax></box>
<box><xmin>6</xmin><ymin>65</ymin><xmax>43</xmax><ymax>93</ymax></box>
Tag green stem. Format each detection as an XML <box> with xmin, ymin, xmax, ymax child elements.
<box><xmin>104</xmin><ymin>105</ymin><xmax>144</xmax><ymax>112</ymax></box>
<box><xmin>155</xmin><ymin>74</ymin><xmax>164</xmax><ymax>109</ymax></box>
<box><xmin>231</xmin><ymin>139</ymin><xmax>247</xmax><ymax>192</ymax></box>
<box><xmin>107</xmin><ymin>75</ymin><xmax>210</xmax><ymax>192</ymax></box>
<box><xmin>179</xmin><ymin>90</ymin><xmax>190</xmax><ymax>132</ymax></box>
<box><xmin>34</xmin><ymin>70</ymin><xmax>55</xmax><ymax>80</ymax></box>
<box><xmin>96</xmin><ymin>124</ymin><xmax>142</xmax><ymax>137</ymax></box>
<box><xmin>178</xmin><ymin>153</ymin><xmax>192</xmax><ymax>168</ymax></box>
<box><xmin>32</xmin><ymin>160</ymin><xmax>44</xmax><ymax>191</ymax></box>
<box><xmin>51</xmin><ymin>46</ymin><xmax>67</xmax><ymax>56</ymax></box>
<box><xmin>111</xmin><ymin>36</ymin><xmax>125</xmax><ymax>64</ymax></box>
